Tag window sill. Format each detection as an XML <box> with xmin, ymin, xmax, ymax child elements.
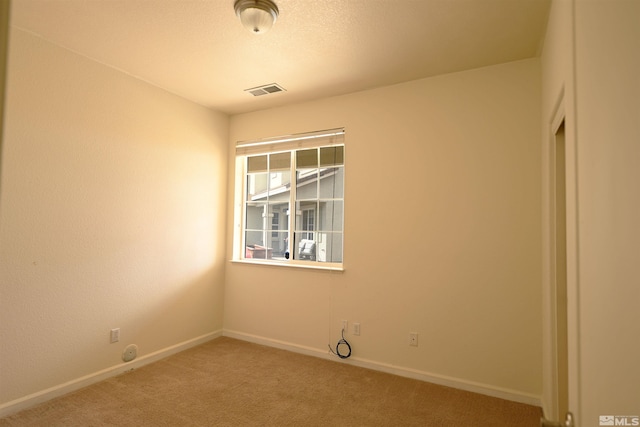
<box><xmin>230</xmin><ymin>258</ymin><xmax>344</xmax><ymax>272</ymax></box>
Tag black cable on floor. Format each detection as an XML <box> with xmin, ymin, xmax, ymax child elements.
<box><xmin>328</xmin><ymin>328</ymin><xmax>351</xmax><ymax>359</ymax></box>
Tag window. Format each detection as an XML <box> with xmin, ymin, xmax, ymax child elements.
<box><xmin>235</xmin><ymin>129</ymin><xmax>345</xmax><ymax>268</ymax></box>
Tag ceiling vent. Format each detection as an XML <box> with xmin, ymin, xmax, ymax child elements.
<box><xmin>244</xmin><ymin>83</ymin><xmax>286</xmax><ymax>97</ymax></box>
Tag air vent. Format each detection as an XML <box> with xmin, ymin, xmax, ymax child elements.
<box><xmin>244</xmin><ymin>83</ymin><xmax>286</xmax><ymax>97</ymax></box>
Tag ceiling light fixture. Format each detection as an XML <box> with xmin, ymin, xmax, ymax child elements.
<box><xmin>234</xmin><ymin>0</ymin><xmax>279</xmax><ymax>35</ymax></box>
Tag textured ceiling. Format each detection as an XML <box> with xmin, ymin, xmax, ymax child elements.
<box><xmin>10</xmin><ymin>0</ymin><xmax>551</xmax><ymax>115</ymax></box>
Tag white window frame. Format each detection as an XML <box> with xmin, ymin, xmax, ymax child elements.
<box><xmin>232</xmin><ymin>128</ymin><xmax>345</xmax><ymax>271</ymax></box>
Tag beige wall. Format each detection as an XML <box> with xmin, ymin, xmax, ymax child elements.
<box><xmin>0</xmin><ymin>0</ymin><xmax>9</xmax><ymax>190</ymax></box>
<box><xmin>574</xmin><ymin>0</ymin><xmax>640</xmax><ymax>424</ymax></box>
<box><xmin>541</xmin><ymin>0</ymin><xmax>640</xmax><ymax>424</ymax></box>
<box><xmin>226</xmin><ymin>59</ymin><xmax>543</xmax><ymax>402</ymax></box>
<box><xmin>0</xmin><ymin>27</ymin><xmax>228</xmax><ymax>410</ymax></box>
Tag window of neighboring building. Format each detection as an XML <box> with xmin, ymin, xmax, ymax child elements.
<box><xmin>234</xmin><ymin>128</ymin><xmax>345</xmax><ymax>268</ymax></box>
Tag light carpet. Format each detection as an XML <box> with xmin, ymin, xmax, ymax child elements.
<box><xmin>0</xmin><ymin>337</ymin><xmax>542</xmax><ymax>426</ymax></box>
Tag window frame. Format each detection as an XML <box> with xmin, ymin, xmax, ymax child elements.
<box><xmin>233</xmin><ymin>128</ymin><xmax>345</xmax><ymax>271</ymax></box>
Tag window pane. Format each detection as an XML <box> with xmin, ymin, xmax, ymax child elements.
<box><xmin>247</xmin><ymin>155</ymin><xmax>267</xmax><ymax>173</ymax></box>
<box><xmin>268</xmin><ymin>202</ymin><xmax>288</xmax><ymax>223</ymax></box>
<box><xmin>322</xmin><ymin>233</ymin><xmax>343</xmax><ymax>263</ymax></box>
<box><xmin>296</xmin><ymin>169</ymin><xmax>318</xmax><ymax>199</ymax></box>
<box><xmin>268</xmin><ymin>202</ymin><xmax>288</xmax><ymax>253</ymax></box>
<box><xmin>267</xmin><ymin>231</ymin><xmax>289</xmax><ymax>258</ymax></box>
<box><xmin>245</xmin><ymin>230</ymin><xmax>267</xmax><ymax>259</ymax></box>
<box><xmin>245</xmin><ymin>229</ymin><xmax>264</xmax><ymax>246</ymax></box>
<box><xmin>295</xmin><ymin>201</ymin><xmax>317</xmax><ymax>239</ymax></box>
<box><xmin>270</xmin><ymin>152</ymin><xmax>290</xmax><ymax>170</ymax></box>
<box><xmin>246</xmin><ymin>172</ymin><xmax>268</xmax><ymax>199</ymax></box>
<box><xmin>245</xmin><ymin>243</ymin><xmax>272</xmax><ymax>259</ymax></box>
<box><xmin>319</xmin><ymin>167</ymin><xmax>344</xmax><ymax>199</ymax></box>
<box><xmin>293</xmin><ymin>232</ymin><xmax>342</xmax><ymax>263</ymax></box>
<box><xmin>296</xmin><ymin>149</ymin><xmax>318</xmax><ymax>168</ymax></box>
<box><xmin>294</xmin><ymin>233</ymin><xmax>317</xmax><ymax>261</ymax></box>
<box><xmin>318</xmin><ymin>200</ymin><xmax>343</xmax><ymax>232</ymax></box>
<box><xmin>320</xmin><ymin>146</ymin><xmax>344</xmax><ymax>166</ymax></box>
<box><xmin>244</xmin><ymin>202</ymin><xmax>266</xmax><ymax>231</ymax></box>
<box><xmin>269</xmin><ymin>170</ymin><xmax>291</xmax><ymax>193</ymax></box>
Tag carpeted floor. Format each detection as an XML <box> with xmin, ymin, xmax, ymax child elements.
<box><xmin>0</xmin><ymin>337</ymin><xmax>542</xmax><ymax>426</ymax></box>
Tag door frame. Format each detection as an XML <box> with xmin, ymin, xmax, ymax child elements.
<box><xmin>543</xmin><ymin>88</ymin><xmax>581</xmax><ymax>423</ymax></box>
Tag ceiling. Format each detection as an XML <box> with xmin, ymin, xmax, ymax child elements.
<box><xmin>10</xmin><ymin>0</ymin><xmax>551</xmax><ymax>115</ymax></box>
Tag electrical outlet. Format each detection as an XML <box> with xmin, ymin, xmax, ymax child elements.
<box><xmin>353</xmin><ymin>323</ymin><xmax>361</xmax><ymax>336</ymax></box>
<box><xmin>341</xmin><ymin>320</ymin><xmax>348</xmax><ymax>333</ymax></box>
<box><xmin>110</xmin><ymin>328</ymin><xmax>120</xmax><ymax>343</ymax></box>
<box><xmin>409</xmin><ymin>332</ymin><xmax>418</xmax><ymax>346</ymax></box>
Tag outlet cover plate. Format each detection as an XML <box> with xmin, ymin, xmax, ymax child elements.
<box><xmin>409</xmin><ymin>332</ymin><xmax>418</xmax><ymax>346</ymax></box>
<box><xmin>353</xmin><ymin>323</ymin><xmax>361</xmax><ymax>336</ymax></box>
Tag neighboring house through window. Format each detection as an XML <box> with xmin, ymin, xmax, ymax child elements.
<box><xmin>234</xmin><ymin>128</ymin><xmax>345</xmax><ymax>267</ymax></box>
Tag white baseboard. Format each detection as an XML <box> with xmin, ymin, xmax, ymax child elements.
<box><xmin>0</xmin><ymin>330</ymin><xmax>222</xmax><ymax>418</ymax></box>
<box><xmin>223</xmin><ymin>329</ymin><xmax>542</xmax><ymax>408</ymax></box>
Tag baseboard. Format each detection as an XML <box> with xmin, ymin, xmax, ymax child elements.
<box><xmin>223</xmin><ymin>330</ymin><xmax>542</xmax><ymax>408</ymax></box>
<box><xmin>0</xmin><ymin>330</ymin><xmax>223</xmax><ymax>418</ymax></box>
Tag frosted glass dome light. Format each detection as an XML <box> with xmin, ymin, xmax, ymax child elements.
<box><xmin>234</xmin><ymin>0</ymin><xmax>279</xmax><ymax>35</ymax></box>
